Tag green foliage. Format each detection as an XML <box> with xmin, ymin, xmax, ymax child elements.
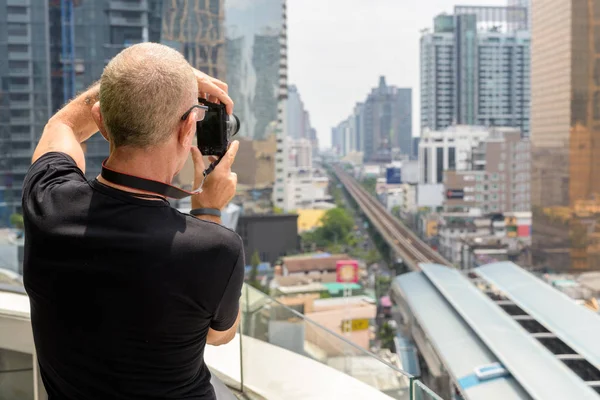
<box><xmin>391</xmin><ymin>206</ymin><xmax>401</xmax><ymax>217</ymax></box>
<box><xmin>361</xmin><ymin>177</ymin><xmax>377</xmax><ymax>196</ymax></box>
<box><xmin>378</xmin><ymin>321</ymin><xmax>396</xmax><ymax>350</ymax></box>
<box><xmin>273</xmin><ymin>206</ymin><xmax>284</xmax><ymax>214</ymax></box>
<box><xmin>319</xmin><ymin>291</ymin><xmax>332</xmax><ymax>299</ymax></box>
<box><xmin>376</xmin><ymin>275</ymin><xmax>392</xmax><ymax>297</ymax></box>
<box><xmin>301</xmin><ymin>207</ymin><xmax>354</xmax><ymax>251</ymax></box>
<box><xmin>365</xmin><ymin>249</ymin><xmax>381</xmax><ymax>265</ymax></box>
<box><xmin>248</xmin><ymin>251</ymin><xmax>267</xmax><ymax>293</ymax></box>
<box><xmin>9</xmin><ymin>213</ymin><xmax>24</xmax><ymax>230</ymax></box>
<box><xmin>320</xmin><ymin>207</ymin><xmax>354</xmax><ymax>243</ymax></box>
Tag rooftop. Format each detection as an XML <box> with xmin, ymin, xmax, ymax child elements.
<box><xmin>392</xmin><ymin>263</ymin><xmax>600</xmax><ymax>400</ymax></box>
<box><xmin>282</xmin><ymin>253</ymin><xmax>351</xmax><ymax>273</ymax></box>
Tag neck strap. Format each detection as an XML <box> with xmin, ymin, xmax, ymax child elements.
<box><xmin>101</xmin><ymin>159</ymin><xmax>202</xmax><ymax>199</ymax></box>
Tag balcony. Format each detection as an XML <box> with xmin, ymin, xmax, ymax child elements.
<box><xmin>8</xmin><ymin>35</ymin><xmax>31</xmax><ymax>45</ymax></box>
<box><xmin>9</xmin><ymin>100</ymin><xmax>32</xmax><ymax>109</ymax></box>
<box><xmin>8</xmin><ymin>52</ymin><xmax>31</xmax><ymax>61</ymax></box>
<box><xmin>9</xmin><ymin>117</ymin><xmax>32</xmax><ymax>125</ymax></box>
<box><xmin>107</xmin><ymin>0</ymin><xmax>149</xmax><ymax>11</ymax></box>
<box><xmin>0</xmin><ymin>280</ymin><xmax>443</xmax><ymax>399</ymax></box>
<box><xmin>8</xmin><ymin>83</ymin><xmax>31</xmax><ymax>93</ymax></box>
<box><xmin>109</xmin><ymin>14</ymin><xmax>148</xmax><ymax>27</ymax></box>
<box><xmin>7</xmin><ymin>14</ymin><xmax>30</xmax><ymax>24</ymax></box>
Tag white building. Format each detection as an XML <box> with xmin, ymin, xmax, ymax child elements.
<box><xmin>418</xmin><ymin>125</ymin><xmax>491</xmax><ymax>184</ymax></box>
<box><xmin>289</xmin><ymin>138</ymin><xmax>313</xmax><ymax>170</ymax></box>
<box><xmin>283</xmin><ymin>172</ymin><xmax>329</xmax><ymax>212</ymax></box>
<box><xmin>272</xmin><ymin>4</ymin><xmax>289</xmax><ymax>211</ymax></box>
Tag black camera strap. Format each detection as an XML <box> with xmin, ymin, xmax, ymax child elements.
<box><xmin>100</xmin><ymin>158</ymin><xmax>221</xmax><ymax>199</ymax></box>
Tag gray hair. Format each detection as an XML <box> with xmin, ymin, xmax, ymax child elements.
<box><xmin>99</xmin><ymin>42</ymin><xmax>196</xmax><ymax>148</ymax></box>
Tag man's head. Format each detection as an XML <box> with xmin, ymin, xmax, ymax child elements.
<box><xmin>92</xmin><ymin>43</ymin><xmax>199</xmax><ymax>174</ymax></box>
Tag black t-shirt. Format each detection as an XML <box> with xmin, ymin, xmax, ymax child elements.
<box><xmin>22</xmin><ymin>152</ymin><xmax>244</xmax><ymax>400</ymax></box>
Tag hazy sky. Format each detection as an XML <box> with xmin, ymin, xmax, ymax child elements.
<box><xmin>287</xmin><ymin>0</ymin><xmax>502</xmax><ymax>148</ymax></box>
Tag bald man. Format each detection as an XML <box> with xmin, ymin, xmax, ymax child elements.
<box><xmin>22</xmin><ymin>43</ymin><xmax>243</xmax><ymax>399</ymax></box>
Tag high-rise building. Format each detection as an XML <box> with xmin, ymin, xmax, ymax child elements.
<box><xmin>531</xmin><ymin>0</ymin><xmax>600</xmax><ymax>271</ymax></box>
<box><xmin>0</xmin><ymin>0</ymin><xmax>52</xmax><ymax>225</ymax></box>
<box><xmin>334</xmin><ymin>78</ymin><xmax>410</xmax><ymax>162</ymax></box>
<box><xmin>224</xmin><ymin>0</ymin><xmax>288</xmax><ymax>208</ymax></box>
<box><xmin>155</xmin><ymin>0</ymin><xmax>226</xmax><ymax>80</ymax></box>
<box><xmin>362</xmin><ymin>77</ymin><xmax>412</xmax><ymax>162</ymax></box>
<box><xmin>48</xmin><ymin>0</ymin><xmax>152</xmax><ymax>188</ymax></box>
<box><xmin>225</xmin><ymin>1</ymin><xmax>286</xmax><ymax>141</ymax></box>
<box><xmin>0</xmin><ymin>0</ymin><xmax>228</xmax><ymax>219</ymax></box>
<box><xmin>420</xmin><ymin>7</ymin><xmax>530</xmax><ymax>136</ymax></box>
<box><xmin>287</xmin><ymin>85</ymin><xmax>304</xmax><ymax>139</ymax></box>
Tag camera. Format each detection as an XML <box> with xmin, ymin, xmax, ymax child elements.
<box><xmin>196</xmin><ymin>98</ymin><xmax>240</xmax><ymax>157</ymax></box>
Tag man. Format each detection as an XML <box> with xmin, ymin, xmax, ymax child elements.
<box><xmin>22</xmin><ymin>43</ymin><xmax>243</xmax><ymax>399</ymax></box>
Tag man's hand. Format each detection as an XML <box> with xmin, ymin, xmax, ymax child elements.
<box><xmin>193</xmin><ymin>68</ymin><xmax>234</xmax><ymax>115</ymax></box>
<box><xmin>190</xmin><ymin>141</ymin><xmax>239</xmax><ymax>213</ymax></box>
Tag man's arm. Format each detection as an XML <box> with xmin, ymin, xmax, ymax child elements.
<box><xmin>206</xmin><ymin>246</ymin><xmax>245</xmax><ymax>346</ymax></box>
<box><xmin>207</xmin><ymin>309</ymin><xmax>241</xmax><ymax>346</ymax></box>
<box><xmin>32</xmin><ymin>82</ymin><xmax>100</xmax><ymax>173</ymax></box>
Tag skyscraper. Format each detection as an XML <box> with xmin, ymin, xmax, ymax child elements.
<box><xmin>420</xmin><ymin>7</ymin><xmax>530</xmax><ymax>136</ymax></box>
<box><xmin>225</xmin><ymin>0</ymin><xmax>286</xmax><ymax>141</ymax></box>
<box><xmin>156</xmin><ymin>0</ymin><xmax>226</xmax><ymax>80</ymax></box>
<box><xmin>531</xmin><ymin>0</ymin><xmax>600</xmax><ymax>271</ymax></box>
<box><xmin>0</xmin><ymin>0</ymin><xmax>228</xmax><ymax>220</ymax></box>
<box><xmin>362</xmin><ymin>77</ymin><xmax>412</xmax><ymax>162</ymax></box>
<box><xmin>48</xmin><ymin>0</ymin><xmax>152</xmax><ymax>187</ymax></box>
<box><xmin>0</xmin><ymin>0</ymin><xmax>52</xmax><ymax>225</ymax></box>
<box><xmin>223</xmin><ymin>0</ymin><xmax>287</xmax><ymax>207</ymax></box>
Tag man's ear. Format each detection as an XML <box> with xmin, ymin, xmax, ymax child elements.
<box><xmin>91</xmin><ymin>102</ymin><xmax>110</xmax><ymax>142</ymax></box>
<box><xmin>178</xmin><ymin>113</ymin><xmax>196</xmax><ymax>148</ymax></box>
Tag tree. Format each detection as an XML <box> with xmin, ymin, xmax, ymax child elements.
<box><xmin>378</xmin><ymin>321</ymin><xmax>396</xmax><ymax>350</ymax></box>
<box><xmin>319</xmin><ymin>207</ymin><xmax>354</xmax><ymax>244</ymax></box>
<box><xmin>361</xmin><ymin>177</ymin><xmax>377</xmax><ymax>196</ymax></box>
<box><xmin>249</xmin><ymin>250</ymin><xmax>261</xmax><ymax>284</ymax></box>
<box><xmin>9</xmin><ymin>213</ymin><xmax>24</xmax><ymax>230</ymax></box>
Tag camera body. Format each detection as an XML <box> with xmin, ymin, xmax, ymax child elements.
<box><xmin>196</xmin><ymin>98</ymin><xmax>240</xmax><ymax>157</ymax></box>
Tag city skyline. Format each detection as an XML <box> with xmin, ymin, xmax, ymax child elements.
<box><xmin>287</xmin><ymin>0</ymin><xmax>502</xmax><ymax>149</ymax></box>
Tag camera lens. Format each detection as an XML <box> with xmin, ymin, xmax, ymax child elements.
<box><xmin>227</xmin><ymin>114</ymin><xmax>240</xmax><ymax>138</ymax></box>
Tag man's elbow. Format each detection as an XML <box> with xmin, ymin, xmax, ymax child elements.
<box><xmin>207</xmin><ymin>331</ymin><xmax>236</xmax><ymax>346</ymax></box>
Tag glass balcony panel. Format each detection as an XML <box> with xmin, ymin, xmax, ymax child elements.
<box><xmin>237</xmin><ymin>284</ymin><xmax>413</xmax><ymax>399</ymax></box>
<box><xmin>412</xmin><ymin>380</ymin><xmax>445</xmax><ymax>400</ymax></box>
<box><xmin>0</xmin><ymin>348</ymin><xmax>34</xmax><ymax>400</ymax></box>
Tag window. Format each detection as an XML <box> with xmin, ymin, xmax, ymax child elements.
<box><xmin>436</xmin><ymin>147</ymin><xmax>443</xmax><ymax>183</ymax></box>
<box><xmin>448</xmin><ymin>147</ymin><xmax>456</xmax><ymax>170</ymax></box>
<box><xmin>8</xmin><ymin>45</ymin><xmax>28</xmax><ymax>53</ymax></box>
<box><xmin>7</xmin><ymin>6</ymin><xmax>28</xmax><ymax>15</ymax></box>
<box><xmin>7</xmin><ymin>24</ymin><xmax>27</xmax><ymax>36</ymax></box>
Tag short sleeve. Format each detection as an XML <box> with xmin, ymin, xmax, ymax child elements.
<box><xmin>22</xmin><ymin>152</ymin><xmax>86</xmax><ymax>201</ymax></box>
<box><xmin>210</xmin><ymin>247</ymin><xmax>245</xmax><ymax>331</ymax></box>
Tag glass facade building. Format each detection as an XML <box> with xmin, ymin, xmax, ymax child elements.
<box><xmin>224</xmin><ymin>0</ymin><xmax>286</xmax><ymax>141</ymax></box>
<box><xmin>0</xmin><ymin>0</ymin><xmax>228</xmax><ymax>224</ymax></box>
<box><xmin>531</xmin><ymin>0</ymin><xmax>600</xmax><ymax>271</ymax></box>
<box><xmin>421</xmin><ymin>7</ymin><xmax>530</xmax><ymax>136</ymax></box>
<box><xmin>0</xmin><ymin>0</ymin><xmax>52</xmax><ymax>225</ymax></box>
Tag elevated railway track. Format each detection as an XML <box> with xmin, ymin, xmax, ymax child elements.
<box><xmin>333</xmin><ymin>165</ymin><xmax>450</xmax><ymax>271</ymax></box>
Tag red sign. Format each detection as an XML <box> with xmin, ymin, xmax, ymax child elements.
<box><xmin>336</xmin><ymin>260</ymin><xmax>359</xmax><ymax>283</ymax></box>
